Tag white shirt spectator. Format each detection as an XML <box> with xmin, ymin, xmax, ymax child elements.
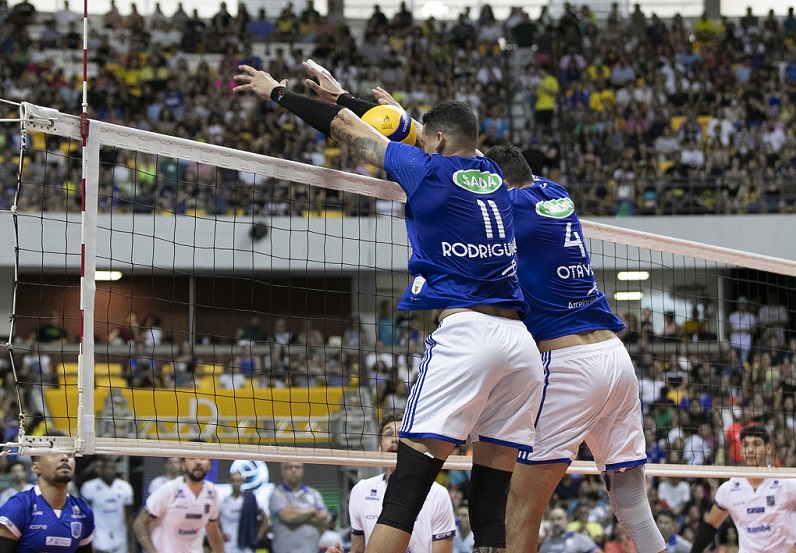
<box><xmin>219</xmin><ymin>372</ymin><xmax>247</xmax><ymax>390</ymax></box>
<box><xmin>761</xmin><ymin>125</ymin><xmax>786</xmax><ymax>154</ymax></box>
<box><xmin>0</xmin><ymin>484</ymin><xmax>33</xmax><ymax>508</ymax></box>
<box><xmin>658</xmin><ymin>478</ymin><xmax>691</xmax><ymax>514</ymax></box>
<box><xmin>80</xmin><ymin>477</ymin><xmax>134</xmax><ymax>553</ymax></box>
<box><xmin>682</xmin><ymin>433</ymin><xmax>713</xmax><ymax>465</ymax></box>
<box><xmin>707</xmin><ymin>115</ymin><xmax>735</xmax><ymax>147</ymax></box>
<box><xmin>728</xmin><ymin>308</ymin><xmax>757</xmax><ymax>357</ymax></box>
<box><xmin>680</xmin><ymin>145</ymin><xmax>705</xmax><ymax>167</ymax></box>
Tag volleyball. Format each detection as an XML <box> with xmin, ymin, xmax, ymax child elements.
<box><xmin>361</xmin><ymin>105</ymin><xmax>417</xmax><ymax>145</ymax></box>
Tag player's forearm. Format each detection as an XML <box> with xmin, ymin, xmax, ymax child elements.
<box><xmin>330</xmin><ymin>110</ymin><xmax>388</xmax><ymax>168</ymax></box>
<box><xmin>132</xmin><ymin>515</ymin><xmax>158</xmax><ymax>553</ymax></box>
<box><xmin>206</xmin><ymin>523</ymin><xmax>226</xmax><ymax>553</ymax></box>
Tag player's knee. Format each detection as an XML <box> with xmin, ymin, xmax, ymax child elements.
<box><xmin>604</xmin><ymin>465</ymin><xmax>665</xmax><ymax>553</ymax></box>
<box><xmin>377</xmin><ymin>441</ymin><xmax>444</xmax><ymax>534</ymax></box>
<box><xmin>468</xmin><ymin>463</ymin><xmax>513</xmax><ymax>549</ymax></box>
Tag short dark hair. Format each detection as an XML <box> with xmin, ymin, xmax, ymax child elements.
<box><xmin>485</xmin><ymin>144</ymin><xmax>533</xmax><ymax>188</ymax></box>
<box><xmin>378</xmin><ymin>411</ymin><xmax>404</xmax><ymax>438</ymax></box>
<box><xmin>422</xmin><ymin>100</ymin><xmax>478</xmax><ymax>149</ymax></box>
<box><xmin>740</xmin><ymin>424</ymin><xmax>770</xmax><ymax>444</ymax></box>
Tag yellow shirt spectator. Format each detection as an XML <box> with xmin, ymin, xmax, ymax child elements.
<box><xmin>536</xmin><ymin>73</ymin><xmax>559</xmax><ymax>111</ymax></box>
<box><xmin>587</xmin><ymin>63</ymin><xmax>610</xmax><ymax>82</ymax></box>
<box><xmin>694</xmin><ymin>15</ymin><xmax>716</xmax><ymax>42</ymax></box>
<box><xmin>589</xmin><ymin>87</ymin><xmax>616</xmax><ymax>112</ymax></box>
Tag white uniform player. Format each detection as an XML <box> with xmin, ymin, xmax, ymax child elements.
<box><xmin>133</xmin><ymin>458</ymin><xmax>225</xmax><ymax>553</ymax></box>
<box><xmin>145</xmin><ymin>477</ymin><xmax>219</xmax><ymax>553</ymax></box>
<box><xmin>80</xmin><ymin>458</ymin><xmax>134</xmax><ymax>553</ymax></box>
<box><xmin>691</xmin><ymin>425</ymin><xmax>796</xmax><ymax>553</ymax></box>
<box><xmin>348</xmin><ymin>414</ymin><xmax>455</xmax><ymax>553</ymax></box>
<box><xmin>714</xmin><ymin>479</ymin><xmax>796</xmax><ymax>552</ymax></box>
<box><xmin>350</xmin><ymin>475</ymin><xmax>455</xmax><ymax>553</ymax></box>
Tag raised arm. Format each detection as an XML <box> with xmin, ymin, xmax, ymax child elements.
<box><xmin>233</xmin><ymin>65</ymin><xmax>389</xmax><ymax>168</ymax></box>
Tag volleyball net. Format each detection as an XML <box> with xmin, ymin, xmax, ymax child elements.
<box><xmin>3</xmin><ymin>101</ymin><xmax>796</xmax><ymax>477</ymax></box>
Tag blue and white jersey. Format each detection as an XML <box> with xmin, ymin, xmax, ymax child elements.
<box><xmin>509</xmin><ymin>177</ymin><xmax>624</xmax><ymax>341</ymax></box>
<box><xmin>384</xmin><ymin>142</ymin><xmax>524</xmax><ymax>313</ymax></box>
<box><xmin>0</xmin><ymin>486</ymin><xmax>95</xmax><ymax>553</ymax></box>
<box><xmin>714</xmin><ymin>477</ymin><xmax>796</xmax><ymax>553</ymax></box>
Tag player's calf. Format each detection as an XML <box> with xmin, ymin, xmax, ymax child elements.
<box><xmin>469</xmin><ymin>464</ymin><xmax>514</xmax><ymax>550</ymax></box>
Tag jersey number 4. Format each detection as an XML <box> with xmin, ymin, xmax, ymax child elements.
<box><xmin>564</xmin><ymin>222</ymin><xmax>586</xmax><ymax>257</ymax></box>
<box><xmin>477</xmin><ymin>200</ymin><xmax>506</xmax><ymax>239</ymax></box>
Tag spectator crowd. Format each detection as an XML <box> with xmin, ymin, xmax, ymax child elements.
<box><xmin>2</xmin><ymin>1</ymin><xmax>796</xmax><ymax>215</ymax></box>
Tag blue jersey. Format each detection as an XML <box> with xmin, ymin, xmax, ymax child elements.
<box><xmin>0</xmin><ymin>486</ymin><xmax>95</xmax><ymax>553</ymax></box>
<box><xmin>384</xmin><ymin>142</ymin><xmax>524</xmax><ymax>313</ymax></box>
<box><xmin>509</xmin><ymin>176</ymin><xmax>624</xmax><ymax>341</ymax></box>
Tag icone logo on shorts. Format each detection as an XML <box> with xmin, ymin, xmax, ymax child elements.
<box><xmin>452</xmin><ymin>170</ymin><xmax>502</xmax><ymax>194</ymax></box>
<box><xmin>535</xmin><ymin>198</ymin><xmax>574</xmax><ymax>218</ymax></box>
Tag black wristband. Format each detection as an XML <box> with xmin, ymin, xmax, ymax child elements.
<box><xmin>336</xmin><ymin>93</ymin><xmax>379</xmax><ymax>118</ymax></box>
<box><xmin>690</xmin><ymin>521</ymin><xmax>717</xmax><ymax>553</ymax></box>
<box><xmin>270</xmin><ymin>86</ymin><xmax>343</xmax><ymax>136</ymax></box>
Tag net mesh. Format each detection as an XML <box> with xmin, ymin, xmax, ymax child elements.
<box><xmin>5</xmin><ymin>103</ymin><xmax>796</xmax><ymax>474</ymax></box>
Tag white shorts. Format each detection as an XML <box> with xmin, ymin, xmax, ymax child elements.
<box><xmin>400</xmin><ymin>312</ymin><xmax>544</xmax><ymax>448</ymax></box>
<box><xmin>516</xmin><ymin>337</ymin><xmax>646</xmax><ymax>471</ymax></box>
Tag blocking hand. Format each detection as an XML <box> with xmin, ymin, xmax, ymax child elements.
<box><xmin>303</xmin><ymin>58</ymin><xmax>347</xmax><ymax>104</ymax></box>
<box><xmin>233</xmin><ymin>65</ymin><xmax>287</xmax><ymax>100</ymax></box>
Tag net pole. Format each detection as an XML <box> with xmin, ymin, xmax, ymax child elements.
<box><xmin>7</xmin><ymin>105</ymin><xmax>29</xmax><ymax>443</ymax></box>
<box><xmin>76</xmin><ymin>0</ymin><xmax>96</xmax><ymax>456</ymax></box>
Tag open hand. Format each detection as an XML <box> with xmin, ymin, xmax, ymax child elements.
<box><xmin>372</xmin><ymin>87</ymin><xmax>404</xmax><ymax>110</ymax></box>
<box><xmin>303</xmin><ymin>58</ymin><xmax>347</xmax><ymax>104</ymax></box>
<box><xmin>233</xmin><ymin>65</ymin><xmax>287</xmax><ymax>99</ymax></box>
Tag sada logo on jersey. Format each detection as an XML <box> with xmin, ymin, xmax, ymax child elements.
<box><xmin>452</xmin><ymin>170</ymin><xmax>502</xmax><ymax>194</ymax></box>
<box><xmin>535</xmin><ymin>198</ymin><xmax>575</xmax><ymax>218</ymax></box>
<box><xmin>536</xmin><ymin>198</ymin><xmax>575</xmax><ymax>219</ymax></box>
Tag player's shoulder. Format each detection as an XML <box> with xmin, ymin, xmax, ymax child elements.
<box><xmin>153</xmin><ymin>475</ymin><xmax>184</xmax><ymax>497</ymax></box>
<box><xmin>717</xmin><ymin>478</ymin><xmax>745</xmax><ymax>494</ymax></box>
<box><xmin>768</xmin><ymin>477</ymin><xmax>796</xmax><ymax>492</ymax></box>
